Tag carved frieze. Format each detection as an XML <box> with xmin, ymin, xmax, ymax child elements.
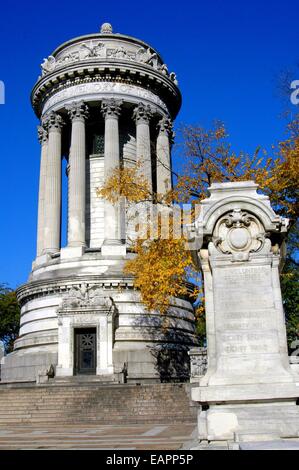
<box><xmin>59</xmin><ymin>282</ymin><xmax>115</xmax><ymax>312</ymax></box>
<box><xmin>136</xmin><ymin>47</ymin><xmax>159</xmax><ymax>68</ymax></box>
<box><xmin>40</xmin><ymin>39</ymin><xmax>178</xmax><ymax>84</ymax></box>
<box><xmin>42</xmin><ymin>81</ymin><xmax>168</xmax><ymax>115</ymax></box>
<box><xmin>79</xmin><ymin>42</ymin><xmax>106</xmax><ymax>60</ymax></box>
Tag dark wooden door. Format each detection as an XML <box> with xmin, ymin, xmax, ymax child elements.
<box><xmin>74</xmin><ymin>328</ymin><xmax>96</xmax><ymax>375</ymax></box>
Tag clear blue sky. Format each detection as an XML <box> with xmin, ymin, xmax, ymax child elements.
<box><xmin>0</xmin><ymin>0</ymin><xmax>298</xmax><ymax>288</ymax></box>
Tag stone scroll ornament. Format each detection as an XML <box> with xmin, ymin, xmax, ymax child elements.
<box><xmin>212</xmin><ymin>207</ymin><xmax>267</xmax><ymax>260</ymax></box>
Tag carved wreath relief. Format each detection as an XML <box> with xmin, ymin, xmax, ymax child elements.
<box><xmin>213</xmin><ymin>208</ymin><xmax>265</xmax><ymax>255</ymax></box>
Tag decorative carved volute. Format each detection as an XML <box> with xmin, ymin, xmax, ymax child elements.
<box><xmin>213</xmin><ymin>208</ymin><xmax>265</xmax><ymax>256</ymax></box>
<box><xmin>101</xmin><ymin>98</ymin><xmax>122</xmax><ymax>119</ymax></box>
<box><xmin>37</xmin><ymin>123</ymin><xmax>48</xmax><ymax>144</ymax></box>
<box><xmin>66</xmin><ymin>101</ymin><xmax>89</xmax><ymax>121</ymax></box>
<box><xmin>133</xmin><ymin>102</ymin><xmax>153</xmax><ymax>124</ymax></box>
<box><xmin>157</xmin><ymin>116</ymin><xmax>173</xmax><ymax>138</ymax></box>
<box><xmin>45</xmin><ymin>112</ymin><xmax>65</xmax><ymax>131</ymax></box>
<box><xmin>190</xmin><ymin>181</ymin><xmax>290</xmax><ymax>264</ymax></box>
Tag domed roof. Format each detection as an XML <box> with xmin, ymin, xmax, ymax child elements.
<box><xmin>51</xmin><ymin>22</ymin><xmax>164</xmax><ymax>62</ymax></box>
<box><xmin>31</xmin><ymin>23</ymin><xmax>181</xmax><ymax>119</ymax></box>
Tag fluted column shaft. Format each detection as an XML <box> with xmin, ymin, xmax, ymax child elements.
<box><xmin>66</xmin><ymin>101</ymin><xmax>89</xmax><ymax>247</ymax></box>
<box><xmin>133</xmin><ymin>103</ymin><xmax>153</xmax><ymax>193</ymax></box>
<box><xmin>36</xmin><ymin>122</ymin><xmax>48</xmax><ymax>256</ymax></box>
<box><xmin>43</xmin><ymin>112</ymin><xmax>64</xmax><ymax>254</ymax></box>
<box><xmin>101</xmin><ymin>99</ymin><xmax>122</xmax><ymax>244</ymax></box>
<box><xmin>156</xmin><ymin>116</ymin><xmax>173</xmax><ymax>194</ymax></box>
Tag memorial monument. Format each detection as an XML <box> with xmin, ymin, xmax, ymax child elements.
<box><xmin>191</xmin><ymin>181</ymin><xmax>299</xmax><ymax>442</ymax></box>
<box><xmin>1</xmin><ymin>23</ymin><xmax>198</xmax><ymax>383</ymax></box>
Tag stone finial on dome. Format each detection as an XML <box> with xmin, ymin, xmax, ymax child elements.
<box><xmin>100</xmin><ymin>22</ymin><xmax>113</xmax><ymax>34</ymax></box>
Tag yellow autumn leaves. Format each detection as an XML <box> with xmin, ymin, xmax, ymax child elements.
<box><xmin>98</xmin><ymin>118</ymin><xmax>299</xmax><ymax>316</ymax></box>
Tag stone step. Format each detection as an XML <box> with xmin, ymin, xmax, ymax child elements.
<box><xmin>0</xmin><ymin>383</ymin><xmax>196</xmax><ymax>425</ymax></box>
<box><xmin>0</xmin><ymin>408</ymin><xmax>190</xmax><ymax>415</ymax></box>
<box><xmin>0</xmin><ymin>407</ymin><xmax>191</xmax><ymax>413</ymax></box>
<box><xmin>0</xmin><ymin>399</ymin><xmax>191</xmax><ymax>407</ymax></box>
<box><xmin>0</xmin><ymin>415</ymin><xmax>193</xmax><ymax>422</ymax></box>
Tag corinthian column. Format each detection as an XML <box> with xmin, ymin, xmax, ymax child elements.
<box><xmin>101</xmin><ymin>99</ymin><xmax>125</xmax><ymax>255</ymax></box>
<box><xmin>36</xmin><ymin>121</ymin><xmax>48</xmax><ymax>257</ymax></box>
<box><xmin>156</xmin><ymin>116</ymin><xmax>173</xmax><ymax>195</ymax></box>
<box><xmin>133</xmin><ymin>102</ymin><xmax>153</xmax><ymax>193</ymax></box>
<box><xmin>43</xmin><ymin>112</ymin><xmax>64</xmax><ymax>254</ymax></box>
<box><xmin>65</xmin><ymin>101</ymin><xmax>89</xmax><ymax>250</ymax></box>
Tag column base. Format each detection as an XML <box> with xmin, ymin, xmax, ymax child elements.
<box><xmin>55</xmin><ymin>366</ymin><xmax>73</xmax><ymax>377</ymax></box>
<box><xmin>60</xmin><ymin>245</ymin><xmax>85</xmax><ymax>260</ymax></box>
<box><xmin>196</xmin><ymin>400</ymin><xmax>299</xmax><ymax>441</ymax></box>
<box><xmin>101</xmin><ymin>241</ymin><xmax>126</xmax><ymax>256</ymax></box>
<box><xmin>96</xmin><ymin>366</ymin><xmax>114</xmax><ymax>375</ymax></box>
<box><xmin>192</xmin><ymin>381</ymin><xmax>299</xmax><ymax>403</ymax></box>
<box><xmin>32</xmin><ymin>253</ymin><xmax>53</xmax><ymax>269</ymax></box>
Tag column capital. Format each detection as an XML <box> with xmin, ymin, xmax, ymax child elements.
<box><xmin>45</xmin><ymin>112</ymin><xmax>65</xmax><ymax>131</ymax></box>
<box><xmin>37</xmin><ymin>123</ymin><xmax>48</xmax><ymax>144</ymax></box>
<box><xmin>101</xmin><ymin>98</ymin><xmax>122</xmax><ymax>119</ymax></box>
<box><xmin>157</xmin><ymin>116</ymin><xmax>173</xmax><ymax>135</ymax></box>
<box><xmin>66</xmin><ymin>101</ymin><xmax>89</xmax><ymax>122</ymax></box>
<box><xmin>133</xmin><ymin>102</ymin><xmax>153</xmax><ymax>124</ymax></box>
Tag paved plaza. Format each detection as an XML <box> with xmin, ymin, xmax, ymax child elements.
<box><xmin>0</xmin><ymin>423</ymin><xmax>197</xmax><ymax>450</ymax></box>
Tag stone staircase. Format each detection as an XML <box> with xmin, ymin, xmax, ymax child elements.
<box><xmin>0</xmin><ymin>382</ymin><xmax>197</xmax><ymax>425</ymax></box>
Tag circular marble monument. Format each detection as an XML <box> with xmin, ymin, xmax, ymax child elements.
<box><xmin>1</xmin><ymin>23</ymin><xmax>198</xmax><ymax>383</ymax></box>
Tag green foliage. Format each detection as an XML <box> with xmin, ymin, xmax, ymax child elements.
<box><xmin>0</xmin><ymin>284</ymin><xmax>20</xmax><ymax>353</ymax></box>
<box><xmin>281</xmin><ymin>257</ymin><xmax>299</xmax><ymax>352</ymax></box>
<box><xmin>195</xmin><ymin>314</ymin><xmax>206</xmax><ymax>347</ymax></box>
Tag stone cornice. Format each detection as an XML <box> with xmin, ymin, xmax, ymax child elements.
<box><xmin>31</xmin><ymin>61</ymin><xmax>181</xmax><ymax>119</ymax></box>
<box><xmin>16</xmin><ymin>275</ymin><xmax>196</xmax><ymax>306</ymax></box>
<box><xmin>16</xmin><ymin>275</ymin><xmax>135</xmax><ymax>305</ymax></box>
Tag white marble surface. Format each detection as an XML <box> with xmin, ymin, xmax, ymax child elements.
<box><xmin>191</xmin><ymin>181</ymin><xmax>299</xmax><ymax>442</ymax></box>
